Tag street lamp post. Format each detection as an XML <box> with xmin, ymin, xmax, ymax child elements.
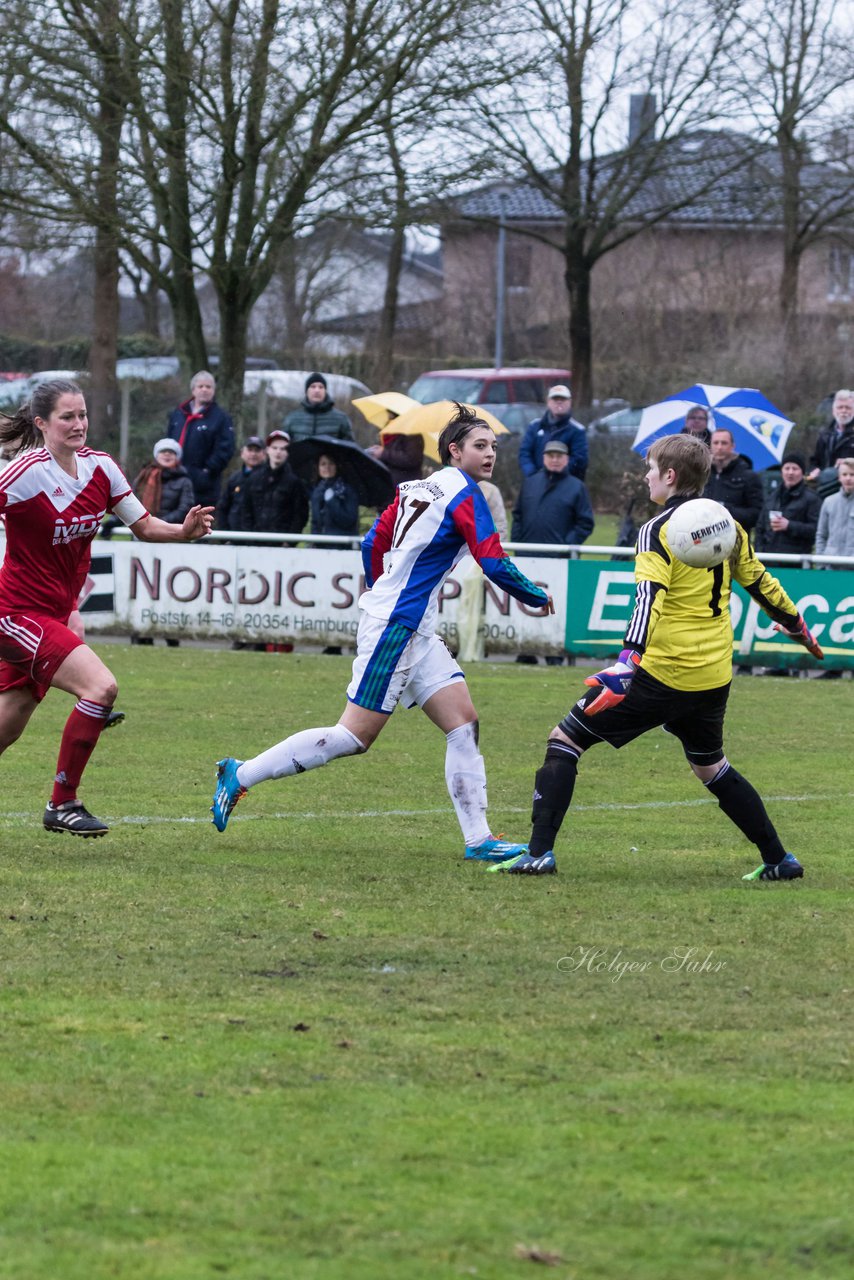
<box><xmin>494</xmin><ymin>187</ymin><xmax>509</xmax><ymax>369</ymax></box>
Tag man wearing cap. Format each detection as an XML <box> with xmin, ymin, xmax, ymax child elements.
<box><xmin>243</xmin><ymin>429</ymin><xmax>308</xmax><ymax>535</ymax></box>
<box><xmin>282</xmin><ymin>373</ymin><xmax>354</xmax><ymax>443</ymax></box>
<box><xmin>216</xmin><ymin>436</ymin><xmax>268</xmax><ymax>532</ymax></box>
<box><xmin>512</xmin><ymin>439</ymin><xmax>595</xmax><ymax>550</ymax></box>
<box><xmin>167</xmin><ymin>370</ymin><xmax>235</xmax><ymax>507</ymax></box>
<box><xmin>755</xmin><ymin>451</ymin><xmax>821</xmax><ymax>556</ymax></box>
<box><xmin>518</xmin><ymin>384</ymin><xmax>588</xmax><ymax>479</ymax></box>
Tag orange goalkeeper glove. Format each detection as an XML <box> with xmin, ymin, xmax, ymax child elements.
<box><xmin>773</xmin><ymin>615</ymin><xmax>823</xmax><ymax>660</ymax></box>
<box><xmin>583</xmin><ymin>649</ymin><xmax>642</xmax><ymax>715</ymax></box>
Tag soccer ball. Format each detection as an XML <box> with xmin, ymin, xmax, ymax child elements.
<box><xmin>666</xmin><ymin>499</ymin><xmax>736</xmax><ymax>568</ymax></box>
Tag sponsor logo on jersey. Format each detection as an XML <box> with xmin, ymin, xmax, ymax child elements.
<box><xmin>53</xmin><ymin>511</ymin><xmax>106</xmax><ymax>545</ymax></box>
<box><xmin>52</xmin><ymin>486</ymin><xmax>64</xmax><ymax>497</ymax></box>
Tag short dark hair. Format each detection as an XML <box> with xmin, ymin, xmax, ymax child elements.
<box><xmin>437</xmin><ymin>402</ymin><xmax>494</xmax><ymax>465</ymax></box>
<box><xmin>647</xmin><ymin>434</ymin><xmax>711</xmax><ymax>494</ymax></box>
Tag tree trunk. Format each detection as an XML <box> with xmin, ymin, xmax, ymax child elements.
<box><xmin>86</xmin><ymin>0</ymin><xmax>123</xmax><ymax>444</ymax></box>
<box><xmin>564</xmin><ymin>243</ymin><xmax>593</xmax><ymax>409</ymax></box>
<box><xmin>279</xmin><ymin>238</ymin><xmax>306</xmax><ymax>365</ymax></box>
<box><xmin>778</xmin><ymin>131</ymin><xmax>803</xmax><ymax>400</ymax></box>
<box><xmin>161</xmin><ymin>0</ymin><xmax>207</xmax><ymax>379</ymax></box>
<box><xmin>373</xmin><ymin>116</ymin><xmax>407</xmax><ymax>388</ymax></box>
<box><xmin>217</xmin><ymin>277</ymin><xmax>250</xmax><ymax>432</ymax></box>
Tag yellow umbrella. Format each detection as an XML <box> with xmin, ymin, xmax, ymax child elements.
<box><xmin>351</xmin><ymin>391</ymin><xmax>420</xmax><ymax>430</ymax></box>
<box><xmin>380</xmin><ymin>400</ymin><xmax>508</xmax><ymax>464</ymax></box>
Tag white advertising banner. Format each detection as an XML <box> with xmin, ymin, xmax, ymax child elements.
<box><xmin>73</xmin><ymin>542</ymin><xmax>567</xmax><ymax>653</ymax></box>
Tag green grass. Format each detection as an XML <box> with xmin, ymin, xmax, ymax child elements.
<box><xmin>1</xmin><ymin>648</ymin><xmax>852</xmax><ymax>1279</ymax></box>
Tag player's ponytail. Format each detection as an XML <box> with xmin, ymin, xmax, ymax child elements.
<box><xmin>438</xmin><ymin>402</ymin><xmax>493</xmax><ymax>465</ymax></box>
<box><xmin>0</xmin><ymin>379</ymin><xmax>83</xmax><ymax>455</ymax></box>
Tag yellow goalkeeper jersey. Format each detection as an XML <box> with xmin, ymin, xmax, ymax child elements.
<box><xmin>625</xmin><ymin>499</ymin><xmax>801</xmax><ymax>691</ymax></box>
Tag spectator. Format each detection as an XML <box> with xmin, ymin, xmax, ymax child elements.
<box><xmin>243</xmin><ymin>430</ymin><xmax>308</xmax><ymax>535</ymax></box>
<box><xmin>167</xmin><ymin>370</ymin><xmax>235</xmax><ymax>507</ymax></box>
<box><xmin>755</xmin><ymin>451</ymin><xmax>820</xmax><ymax>556</ymax></box>
<box><xmin>283</xmin><ymin>373</ymin><xmax>354</xmax><ymax>443</ymax></box>
<box><xmin>512</xmin><ymin>440</ymin><xmax>595</xmax><ymax>550</ymax></box>
<box><xmin>369</xmin><ymin>432</ymin><xmax>424</xmax><ymax>486</ymax></box>
<box><xmin>216</xmin><ymin>435</ymin><xmax>267</xmax><ymax>532</ymax></box>
<box><xmin>309</xmin><ymin>453</ymin><xmax>360</xmax><ymax>540</ymax></box>
<box><xmin>519</xmin><ymin>384</ymin><xmax>588</xmax><ymax>479</ymax></box>
<box><xmin>681</xmin><ymin>405</ymin><xmax>712</xmax><ymax>447</ymax></box>
<box><xmin>703</xmin><ymin>428</ymin><xmax>763</xmax><ymax>534</ymax></box>
<box><xmin>808</xmin><ymin>389</ymin><xmax>854</xmax><ymax>482</ymax></box>
<box><xmin>134</xmin><ymin>438</ymin><xmax>195</xmax><ymax>525</ymax></box>
<box><xmin>815</xmin><ymin>457</ymin><xmax>854</xmax><ymax>558</ymax></box>
<box><xmin>512</xmin><ymin>439</ymin><xmax>594</xmax><ymax>666</ymax></box>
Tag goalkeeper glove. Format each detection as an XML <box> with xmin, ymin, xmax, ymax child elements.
<box><xmin>773</xmin><ymin>615</ymin><xmax>823</xmax><ymax>661</ymax></box>
<box><xmin>583</xmin><ymin>649</ymin><xmax>641</xmax><ymax>715</ymax></box>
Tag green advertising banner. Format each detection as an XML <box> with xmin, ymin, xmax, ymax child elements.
<box><xmin>565</xmin><ymin>562</ymin><xmax>854</xmax><ymax>669</ymax></box>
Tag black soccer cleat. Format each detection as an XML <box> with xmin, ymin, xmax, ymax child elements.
<box><xmin>43</xmin><ymin>800</ymin><xmax>109</xmax><ymax>837</ymax></box>
<box><xmin>103</xmin><ymin>710</ymin><xmax>126</xmax><ymax>730</ymax></box>
<box><xmin>742</xmin><ymin>852</ymin><xmax>804</xmax><ymax>881</ymax></box>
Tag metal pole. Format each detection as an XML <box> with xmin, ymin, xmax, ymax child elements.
<box><xmin>119</xmin><ymin>382</ymin><xmax>131</xmax><ymax>471</ymax></box>
<box><xmin>494</xmin><ymin>192</ymin><xmax>507</xmax><ymax>369</ymax></box>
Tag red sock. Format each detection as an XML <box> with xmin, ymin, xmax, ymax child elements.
<box><xmin>52</xmin><ymin>700</ymin><xmax>111</xmax><ymax>805</ymax></box>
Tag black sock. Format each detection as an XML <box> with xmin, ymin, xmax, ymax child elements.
<box><xmin>530</xmin><ymin>740</ymin><xmax>580</xmax><ymax>857</ymax></box>
<box><xmin>705</xmin><ymin>763</ymin><xmax>786</xmax><ymax>864</ymax></box>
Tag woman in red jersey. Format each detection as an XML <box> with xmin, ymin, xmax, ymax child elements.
<box><xmin>0</xmin><ymin>379</ymin><xmax>213</xmax><ymax>836</ymax></box>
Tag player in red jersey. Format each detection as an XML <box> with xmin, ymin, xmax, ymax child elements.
<box><xmin>0</xmin><ymin>379</ymin><xmax>214</xmax><ymax>836</ymax></box>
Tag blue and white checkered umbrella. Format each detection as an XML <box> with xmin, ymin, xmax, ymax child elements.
<box><xmin>632</xmin><ymin>383</ymin><xmax>794</xmax><ymax>470</ymax></box>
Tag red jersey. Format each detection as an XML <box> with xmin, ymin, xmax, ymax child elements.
<box><xmin>0</xmin><ymin>447</ymin><xmax>147</xmax><ymax>620</ymax></box>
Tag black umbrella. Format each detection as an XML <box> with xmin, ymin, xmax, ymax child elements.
<box><xmin>289</xmin><ymin>436</ymin><xmax>396</xmax><ymax>508</ymax></box>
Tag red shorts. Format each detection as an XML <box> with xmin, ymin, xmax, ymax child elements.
<box><xmin>0</xmin><ymin>612</ymin><xmax>84</xmax><ymax>703</ymax></box>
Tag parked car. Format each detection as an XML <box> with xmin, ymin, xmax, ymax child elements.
<box><xmin>406</xmin><ymin>367</ymin><xmax>572</xmax><ymax>434</ymax></box>
<box><xmin>589</xmin><ymin>405</ymin><xmax>643</xmax><ymax>437</ymax></box>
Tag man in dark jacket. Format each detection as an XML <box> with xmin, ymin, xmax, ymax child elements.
<box><xmin>518</xmin><ymin>384</ymin><xmax>588</xmax><ymax>479</ymax></box>
<box><xmin>703</xmin><ymin>428</ymin><xmax>764</xmax><ymax>533</ymax></box>
<box><xmin>216</xmin><ymin>436</ymin><xmax>267</xmax><ymax>531</ymax></box>
<box><xmin>755</xmin><ymin>451</ymin><xmax>821</xmax><ymax>556</ymax></box>
<box><xmin>167</xmin><ymin>370</ymin><xmax>235</xmax><ymax>507</ymax></box>
<box><xmin>283</xmin><ymin>373</ymin><xmax>354</xmax><ymax>442</ymax></box>
<box><xmin>244</xmin><ymin>430</ymin><xmax>308</xmax><ymax>534</ymax></box>
<box><xmin>511</xmin><ymin>440</ymin><xmax>595</xmax><ymax>550</ymax></box>
<box><xmin>808</xmin><ymin>388</ymin><xmax>854</xmax><ymax>482</ymax></box>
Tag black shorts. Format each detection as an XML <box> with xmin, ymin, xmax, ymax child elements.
<box><xmin>560</xmin><ymin>666</ymin><xmax>730</xmax><ymax>766</ymax></box>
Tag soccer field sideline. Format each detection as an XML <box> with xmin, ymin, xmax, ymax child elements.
<box><xmin>1</xmin><ymin>786</ymin><xmax>848</xmax><ymax>828</ymax></box>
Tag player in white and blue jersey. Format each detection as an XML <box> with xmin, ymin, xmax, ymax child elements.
<box><xmin>212</xmin><ymin>404</ymin><xmax>554</xmax><ymax>863</ymax></box>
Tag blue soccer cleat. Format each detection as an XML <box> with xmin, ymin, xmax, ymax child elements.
<box><xmin>489</xmin><ymin>849</ymin><xmax>557</xmax><ymax>875</ymax></box>
<box><xmin>465</xmin><ymin>836</ymin><xmax>530</xmax><ymax>863</ymax></box>
<box><xmin>211</xmin><ymin>757</ymin><xmax>246</xmax><ymax>832</ymax></box>
<box><xmin>742</xmin><ymin>852</ymin><xmax>804</xmax><ymax>882</ymax></box>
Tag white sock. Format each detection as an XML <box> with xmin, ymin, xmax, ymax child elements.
<box><xmin>445</xmin><ymin>723</ymin><xmax>490</xmax><ymax>848</ymax></box>
<box><xmin>237</xmin><ymin>725</ymin><xmax>364</xmax><ymax>789</ymax></box>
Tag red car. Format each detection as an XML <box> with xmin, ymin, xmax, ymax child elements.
<box><xmin>407</xmin><ymin>367</ymin><xmax>572</xmax><ymax>433</ymax></box>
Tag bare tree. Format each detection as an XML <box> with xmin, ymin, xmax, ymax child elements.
<box><xmin>462</xmin><ymin>0</ymin><xmax>745</xmax><ymax>406</ymax></box>
<box><xmin>0</xmin><ymin>0</ymin><xmax>492</xmax><ymax>424</ymax></box>
<box><xmin>731</xmin><ymin>0</ymin><xmax>853</xmax><ymax>384</ymax></box>
<box><xmin>0</xmin><ymin>0</ymin><xmax>130</xmax><ymax>433</ymax></box>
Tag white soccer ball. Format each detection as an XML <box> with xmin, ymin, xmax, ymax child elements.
<box><xmin>666</xmin><ymin>499</ymin><xmax>736</xmax><ymax>568</ymax></box>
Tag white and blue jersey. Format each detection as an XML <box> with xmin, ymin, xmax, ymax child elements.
<box><xmin>360</xmin><ymin>467</ymin><xmax>548</xmax><ymax>635</ymax></box>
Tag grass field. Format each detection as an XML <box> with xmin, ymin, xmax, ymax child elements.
<box><xmin>1</xmin><ymin>647</ymin><xmax>852</xmax><ymax>1279</ymax></box>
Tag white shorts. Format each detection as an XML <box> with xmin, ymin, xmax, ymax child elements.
<box><xmin>346</xmin><ymin>613</ymin><xmax>464</xmax><ymax>714</ymax></box>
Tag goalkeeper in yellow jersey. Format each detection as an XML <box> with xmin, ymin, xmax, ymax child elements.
<box><xmin>499</xmin><ymin>433</ymin><xmax>824</xmax><ymax>880</ymax></box>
